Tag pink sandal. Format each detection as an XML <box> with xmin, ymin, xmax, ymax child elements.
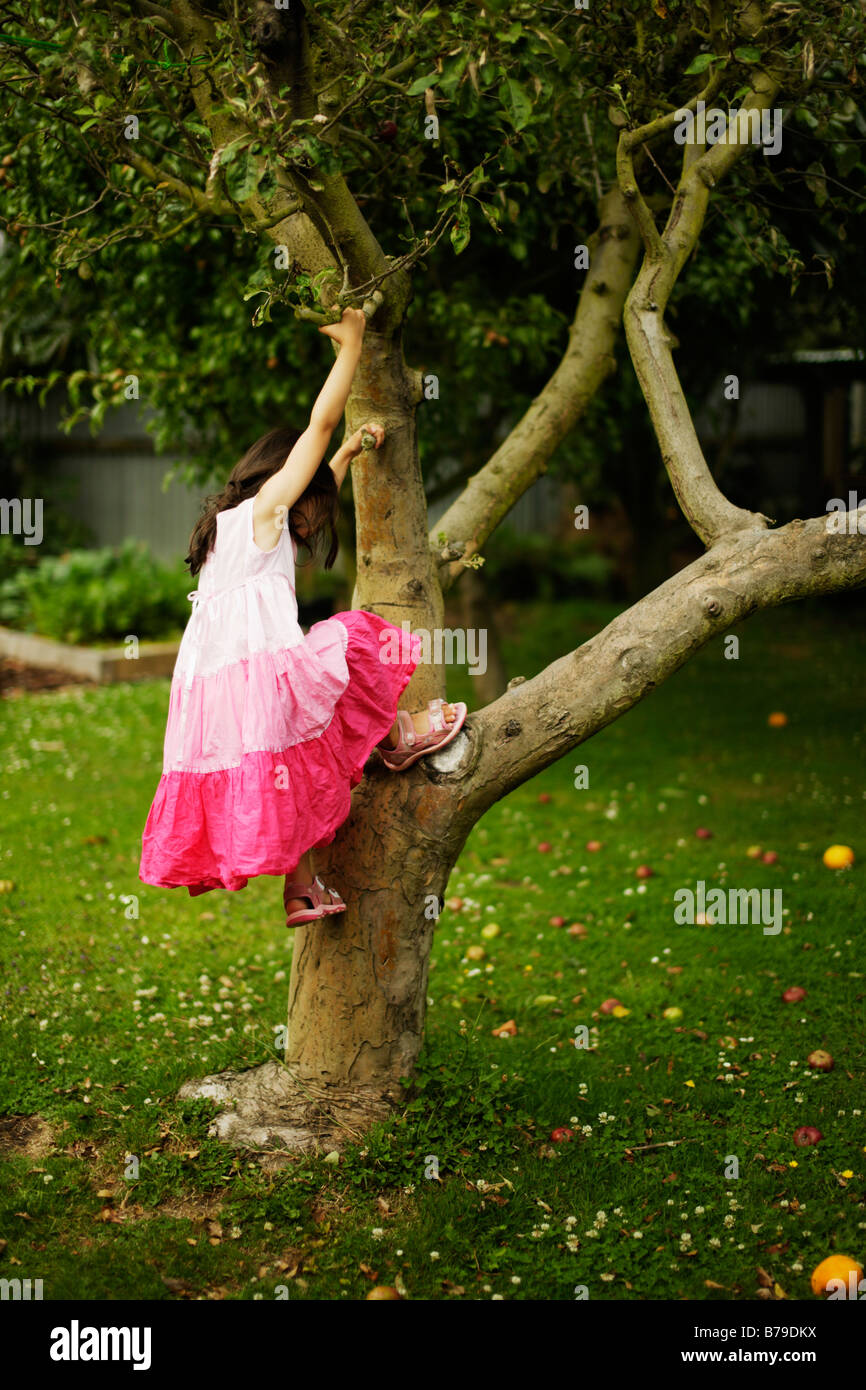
<box><xmin>378</xmin><ymin>698</ymin><xmax>468</xmax><ymax>772</ymax></box>
<box><xmin>283</xmin><ymin>875</ymin><xmax>346</xmax><ymax>927</ymax></box>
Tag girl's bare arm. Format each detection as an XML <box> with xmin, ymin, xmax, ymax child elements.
<box><xmin>328</xmin><ymin>421</ymin><xmax>385</xmax><ymax>490</ymax></box>
<box><xmin>253</xmin><ymin>309</ymin><xmax>366</xmax><ymax>546</ymax></box>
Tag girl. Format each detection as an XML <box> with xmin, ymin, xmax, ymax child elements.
<box><xmin>139</xmin><ymin>307</ymin><xmax>467</xmax><ymax>925</ymax></box>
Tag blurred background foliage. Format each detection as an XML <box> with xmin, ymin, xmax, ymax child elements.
<box><xmin>0</xmin><ymin>0</ymin><xmax>863</xmax><ymax>626</ymax></box>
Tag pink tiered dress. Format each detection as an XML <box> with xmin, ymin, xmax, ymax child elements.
<box><xmin>139</xmin><ymin>495</ymin><xmax>422</xmax><ymax>896</ymax></box>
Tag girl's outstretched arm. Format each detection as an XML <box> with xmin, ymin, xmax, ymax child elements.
<box><xmin>253</xmin><ymin>308</ymin><xmax>366</xmax><ymax>547</ymax></box>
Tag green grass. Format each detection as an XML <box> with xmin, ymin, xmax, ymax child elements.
<box><xmin>1</xmin><ymin>595</ymin><xmax>864</xmax><ymax>1302</ymax></box>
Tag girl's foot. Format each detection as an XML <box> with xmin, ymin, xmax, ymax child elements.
<box><xmin>284</xmin><ymin>875</ymin><xmax>344</xmax><ymax>923</ymax></box>
<box><xmin>380</xmin><ymin>702</ymin><xmax>459</xmax><ymax>749</ymax></box>
<box><xmin>378</xmin><ymin>699</ymin><xmax>468</xmax><ymax>772</ymax></box>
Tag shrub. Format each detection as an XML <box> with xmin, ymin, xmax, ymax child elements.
<box><xmin>0</xmin><ymin>540</ymin><xmax>191</xmax><ymax>644</ymax></box>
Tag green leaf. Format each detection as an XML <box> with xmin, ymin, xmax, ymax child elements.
<box><xmin>439</xmin><ymin>50</ymin><xmax>470</xmax><ymax>96</ymax></box>
<box><xmin>257</xmin><ymin>169</ymin><xmax>277</xmax><ymax>200</ymax></box>
<box><xmin>734</xmin><ymin>46</ymin><xmax>762</xmax><ymax>63</ymax></box>
<box><xmin>218</xmin><ymin>136</ymin><xmax>253</xmax><ymax>168</ymax></box>
<box><xmin>225</xmin><ymin>149</ymin><xmax>259</xmax><ymax>202</ymax></box>
<box><xmin>684</xmin><ymin>53</ymin><xmax>719</xmax><ymax>75</ymax></box>
<box><xmin>498</xmin><ymin>77</ymin><xmax>533</xmax><ymax>131</ymax></box>
<box><xmin>450</xmin><ymin>211</ymin><xmax>471</xmax><ymax>254</ymax></box>
<box><xmin>407</xmin><ymin>72</ymin><xmax>439</xmax><ymax>97</ymax></box>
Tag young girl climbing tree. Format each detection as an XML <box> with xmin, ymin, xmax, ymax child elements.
<box><xmin>139</xmin><ymin>307</ymin><xmax>467</xmax><ymax>924</ymax></box>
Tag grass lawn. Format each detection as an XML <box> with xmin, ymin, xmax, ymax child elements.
<box><xmin>0</xmin><ymin>594</ymin><xmax>864</xmax><ymax>1302</ymax></box>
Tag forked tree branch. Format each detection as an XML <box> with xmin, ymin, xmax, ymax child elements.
<box><xmin>618</xmin><ymin>39</ymin><xmax>786</xmax><ymax>545</ymax></box>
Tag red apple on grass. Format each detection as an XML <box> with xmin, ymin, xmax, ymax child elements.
<box><xmin>793</xmin><ymin>1126</ymin><xmax>823</xmax><ymax>1147</ymax></box>
<box><xmin>585</xmin><ymin>840</ymin><xmax>603</xmax><ymax>852</ymax></box>
<box><xmin>537</xmin><ymin>841</ymin><xmax>552</xmax><ymax>853</ymax></box>
<box><xmin>635</xmin><ymin>865</ymin><xmax>654</xmax><ymax>879</ymax></box>
<box><xmin>600</xmin><ymin>998</ymin><xmax>622</xmax><ymax>1014</ymax></box>
<box><xmin>762</xmin><ymin>851</ymin><xmax>779</xmax><ymax>865</ymax></box>
<box><xmin>538</xmin><ymin>793</ymin><xmax>552</xmax><ymax>804</ymax></box>
<box><xmin>550</xmin><ymin>1127</ymin><xmax>574</xmax><ymax>1143</ymax></box>
<box><xmin>568</xmin><ymin>923</ymin><xmax>587</xmax><ymax>937</ymax></box>
<box><xmin>695</xmin><ymin>827</ymin><xmax>713</xmax><ymax>840</ymax></box>
<box><xmin>549</xmin><ymin>915</ymin><xmax>566</xmax><ymax>928</ymax></box>
<box><xmin>782</xmin><ymin>987</ymin><xmax>807</xmax><ymax>1003</ymax></box>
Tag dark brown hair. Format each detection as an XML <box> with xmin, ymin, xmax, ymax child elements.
<box><xmin>185</xmin><ymin>425</ymin><xmax>340</xmax><ymax>576</ymax></box>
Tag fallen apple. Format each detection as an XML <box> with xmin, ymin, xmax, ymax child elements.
<box><xmin>567</xmin><ymin>922</ymin><xmax>587</xmax><ymax>937</ymax></box>
<box><xmin>695</xmin><ymin>827</ymin><xmax>713</xmax><ymax>840</ymax></box>
<box><xmin>585</xmin><ymin>840</ymin><xmax>603</xmax><ymax>852</ymax></box>
<box><xmin>366</xmin><ymin>1286</ymin><xmax>401</xmax><ymax>1300</ymax></box>
<box><xmin>782</xmin><ymin>986</ymin><xmax>807</xmax><ymax>1003</ymax></box>
<box><xmin>600</xmin><ymin>998</ymin><xmax>622</xmax><ymax>1014</ymax></box>
<box><xmin>635</xmin><ymin>865</ymin><xmax>654</xmax><ymax>879</ymax></box>
<box><xmin>762</xmin><ymin>851</ymin><xmax>779</xmax><ymax>865</ymax></box>
<box><xmin>810</xmin><ymin>1254</ymin><xmax>864</xmax><ymax>1296</ymax></box>
<box><xmin>550</xmin><ymin>1127</ymin><xmax>574</xmax><ymax>1143</ymax></box>
<box><xmin>549</xmin><ymin>915</ymin><xmax>566</xmax><ymax>928</ymax></box>
<box><xmin>823</xmin><ymin>844</ymin><xmax>855</xmax><ymax>870</ymax></box>
<box><xmin>768</xmin><ymin>711</ymin><xmax>788</xmax><ymax>727</ymax></box>
<box><xmin>465</xmin><ymin>945</ymin><xmax>485</xmax><ymax>962</ymax></box>
<box><xmin>538</xmin><ymin>792</ymin><xmax>552</xmax><ymax>804</ymax></box>
<box><xmin>746</xmin><ymin>845</ymin><xmax>763</xmax><ymax>859</ymax></box>
<box><xmin>445</xmin><ymin>896</ymin><xmax>463</xmax><ymax>911</ymax></box>
<box><xmin>480</xmin><ymin>922</ymin><xmax>500</xmax><ymax>940</ymax></box>
<box><xmin>537</xmin><ymin>841</ymin><xmax>552</xmax><ymax>853</ymax></box>
<box><xmin>807</xmin><ymin>1049</ymin><xmax>834</xmax><ymax>1072</ymax></box>
<box><xmin>663</xmin><ymin>1006</ymin><xmax>683</xmax><ymax>1021</ymax></box>
<box><xmin>793</xmin><ymin>1125</ymin><xmax>822</xmax><ymax>1147</ymax></box>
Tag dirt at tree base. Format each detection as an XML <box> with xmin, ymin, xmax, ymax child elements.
<box><xmin>178</xmin><ymin>1060</ymin><xmax>393</xmax><ymax>1168</ymax></box>
<box><xmin>0</xmin><ymin>1113</ymin><xmax>57</xmax><ymax>1157</ymax></box>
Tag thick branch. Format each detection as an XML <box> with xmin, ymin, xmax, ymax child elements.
<box><xmin>619</xmin><ymin>62</ymin><xmax>783</xmax><ymax>545</ymax></box>
<box><xmin>123</xmin><ymin>149</ymin><xmax>230</xmax><ymax>215</ymax></box>
<box><xmin>454</xmin><ymin>511</ymin><xmax>866</xmax><ymax>821</ymax></box>
<box><xmin>430</xmin><ymin>187</ymin><xmax>642</xmax><ymax>593</ymax></box>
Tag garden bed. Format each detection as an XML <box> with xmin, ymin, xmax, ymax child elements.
<box><xmin>0</xmin><ymin>624</ymin><xmax>179</xmax><ymax>685</ymax></box>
